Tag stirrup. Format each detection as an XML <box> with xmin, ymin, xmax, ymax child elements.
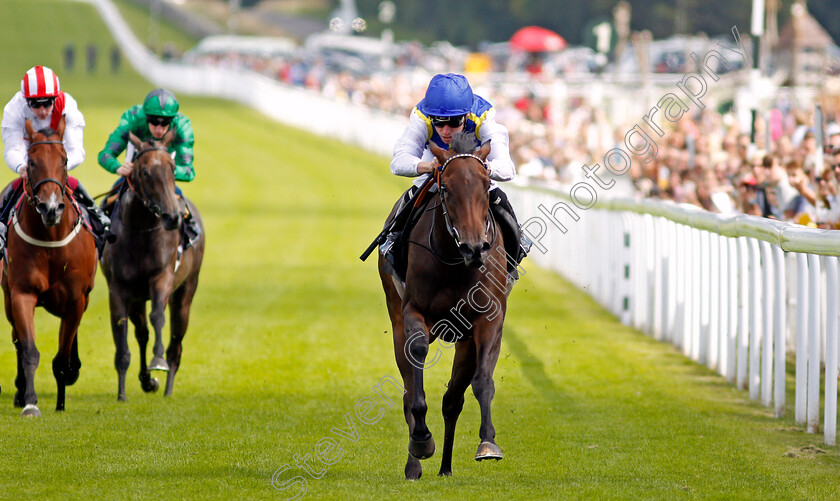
<box><xmin>519</xmin><ymin>233</ymin><xmax>532</xmax><ymax>258</ymax></box>
<box><xmin>379</xmin><ymin>232</ymin><xmax>399</xmax><ymax>262</ymax></box>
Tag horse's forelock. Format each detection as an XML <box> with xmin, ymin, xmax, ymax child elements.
<box><xmin>39</xmin><ymin>127</ymin><xmax>57</xmax><ymax>137</ymax></box>
<box><xmin>35</xmin><ymin>127</ymin><xmax>57</xmax><ymax>139</ymax></box>
<box><xmin>450</xmin><ymin>132</ymin><xmax>478</xmax><ymax>154</ymax></box>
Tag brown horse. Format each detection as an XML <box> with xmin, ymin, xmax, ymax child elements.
<box><xmin>379</xmin><ymin>132</ymin><xmax>510</xmax><ymax>479</ymax></box>
<box><xmin>101</xmin><ymin>131</ymin><xmax>204</xmax><ymax>401</ymax></box>
<box><xmin>1</xmin><ymin>119</ymin><xmax>98</xmax><ymax>417</ymax></box>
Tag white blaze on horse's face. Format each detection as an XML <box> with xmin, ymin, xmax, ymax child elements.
<box><xmin>39</xmin><ymin>190</ymin><xmax>64</xmax><ymax>226</ymax></box>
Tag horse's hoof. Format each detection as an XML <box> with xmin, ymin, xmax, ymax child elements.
<box><xmin>148</xmin><ymin>357</ymin><xmax>170</xmax><ymax>372</ymax></box>
<box><xmin>408</xmin><ymin>435</ymin><xmax>436</xmax><ymax>460</ymax></box>
<box><xmin>405</xmin><ymin>455</ymin><xmax>422</xmax><ymax>480</ymax></box>
<box><xmin>475</xmin><ymin>441</ymin><xmax>503</xmax><ymax>461</ymax></box>
<box><xmin>117</xmin><ymin>394</ymin><xmax>126</xmax><ymax>402</ymax></box>
<box><xmin>142</xmin><ymin>378</ymin><xmax>160</xmax><ymax>393</ymax></box>
<box><xmin>437</xmin><ymin>469</ymin><xmax>452</xmax><ymax>477</ymax></box>
<box><xmin>21</xmin><ymin>404</ymin><xmax>41</xmax><ymax>417</ymax></box>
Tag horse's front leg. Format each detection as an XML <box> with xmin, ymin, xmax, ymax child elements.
<box><xmin>403</xmin><ymin>304</ymin><xmax>435</xmax><ymax>461</ymax></box>
<box><xmin>472</xmin><ymin>321</ymin><xmax>504</xmax><ymax>461</ymax></box>
<box><xmin>439</xmin><ymin>339</ymin><xmax>477</xmax><ymax>476</ymax></box>
<box><xmin>10</xmin><ymin>293</ymin><xmax>40</xmax><ymax>416</ymax></box>
<box><xmin>381</xmin><ymin>266</ymin><xmax>422</xmax><ymax>479</ymax></box>
<box><xmin>147</xmin><ymin>276</ymin><xmax>172</xmax><ymax>372</ymax></box>
<box><xmin>129</xmin><ymin>302</ymin><xmax>158</xmax><ymax>393</ymax></box>
<box><xmin>53</xmin><ymin>299</ymin><xmax>85</xmax><ymax>411</ymax></box>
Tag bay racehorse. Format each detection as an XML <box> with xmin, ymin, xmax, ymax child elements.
<box><xmin>1</xmin><ymin>118</ymin><xmax>98</xmax><ymax>417</ymax></box>
<box><xmin>101</xmin><ymin>130</ymin><xmax>204</xmax><ymax>400</ymax></box>
<box><xmin>379</xmin><ymin>132</ymin><xmax>510</xmax><ymax>479</ymax></box>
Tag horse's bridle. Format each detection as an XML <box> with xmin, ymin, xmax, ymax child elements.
<box><xmin>26</xmin><ymin>140</ymin><xmax>68</xmax><ymax>214</ymax></box>
<box><xmin>435</xmin><ymin>153</ymin><xmax>494</xmax><ymax>249</ymax></box>
<box><xmin>127</xmin><ymin>145</ymin><xmax>175</xmax><ymax>217</ymax></box>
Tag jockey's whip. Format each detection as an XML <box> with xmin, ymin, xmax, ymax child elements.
<box><xmin>360</xmin><ymin>175</ymin><xmax>435</xmax><ymax>262</ymax></box>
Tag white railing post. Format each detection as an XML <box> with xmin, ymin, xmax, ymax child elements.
<box><xmin>675</xmin><ymin>224</ymin><xmax>688</xmax><ymax>353</ymax></box>
<box><xmin>773</xmin><ymin>245</ymin><xmax>786</xmax><ymax>418</ymax></box>
<box><xmin>709</xmin><ymin>232</ymin><xmax>720</xmax><ymax>371</ymax></box>
<box><xmin>748</xmin><ymin>238</ymin><xmax>762</xmax><ymax>400</ymax></box>
<box><xmin>699</xmin><ymin>230</ymin><xmax>711</xmax><ymax>366</ymax></box>
<box><xmin>717</xmin><ymin>234</ymin><xmax>730</xmax><ymax>378</ymax></box>
<box><xmin>727</xmin><ymin>236</ymin><xmax>739</xmax><ymax>383</ymax></box>
<box><xmin>690</xmin><ymin>228</ymin><xmax>702</xmax><ymax>361</ymax></box>
<box><xmin>825</xmin><ymin>256</ymin><xmax>838</xmax><ymax>445</ymax></box>
<box><xmin>795</xmin><ymin>252</ymin><xmax>809</xmax><ymax>425</ymax></box>
<box><xmin>808</xmin><ymin>253</ymin><xmax>821</xmax><ymax>433</ymax></box>
<box><xmin>760</xmin><ymin>240</ymin><xmax>774</xmax><ymax>407</ymax></box>
<box><xmin>737</xmin><ymin>237</ymin><xmax>749</xmax><ymax>390</ymax></box>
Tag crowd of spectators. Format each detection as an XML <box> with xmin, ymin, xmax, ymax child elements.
<box><xmin>184</xmin><ymin>39</ymin><xmax>840</xmax><ymax>228</ymax></box>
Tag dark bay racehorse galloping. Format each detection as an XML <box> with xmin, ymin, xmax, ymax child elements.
<box><xmin>1</xmin><ymin>118</ymin><xmax>98</xmax><ymax>417</ymax></box>
<box><xmin>101</xmin><ymin>130</ymin><xmax>204</xmax><ymax>400</ymax></box>
<box><xmin>379</xmin><ymin>132</ymin><xmax>509</xmax><ymax>479</ymax></box>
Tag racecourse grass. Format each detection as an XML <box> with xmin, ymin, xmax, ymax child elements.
<box><xmin>0</xmin><ymin>1</ymin><xmax>839</xmax><ymax>500</ymax></box>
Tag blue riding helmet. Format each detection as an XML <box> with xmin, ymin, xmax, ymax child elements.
<box><xmin>418</xmin><ymin>73</ymin><xmax>473</xmax><ymax>117</ymax></box>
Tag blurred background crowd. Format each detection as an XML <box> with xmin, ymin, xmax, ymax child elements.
<box><xmin>133</xmin><ymin>0</ymin><xmax>840</xmax><ymax>227</ymax></box>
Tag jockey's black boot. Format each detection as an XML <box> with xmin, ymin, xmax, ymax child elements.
<box><xmin>379</xmin><ymin>186</ymin><xmax>419</xmax><ymax>281</ymax></box>
<box><xmin>177</xmin><ymin>196</ymin><xmax>201</xmax><ymax>249</ymax></box>
<box><xmin>73</xmin><ymin>182</ymin><xmax>115</xmax><ymax>253</ymax></box>
<box><xmin>489</xmin><ymin>187</ymin><xmax>531</xmax><ymax>280</ymax></box>
<box><xmin>182</xmin><ymin>215</ymin><xmax>201</xmax><ymax>248</ymax></box>
<box><xmin>0</xmin><ymin>183</ymin><xmax>23</xmax><ymax>253</ymax></box>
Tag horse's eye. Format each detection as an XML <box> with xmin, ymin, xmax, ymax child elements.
<box><xmin>142</xmin><ymin>169</ymin><xmax>151</xmax><ymax>178</ymax></box>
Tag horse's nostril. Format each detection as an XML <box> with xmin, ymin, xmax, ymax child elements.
<box><xmin>481</xmin><ymin>242</ymin><xmax>491</xmax><ymax>252</ymax></box>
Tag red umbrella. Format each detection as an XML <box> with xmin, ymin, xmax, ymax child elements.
<box><xmin>510</xmin><ymin>26</ymin><xmax>567</xmax><ymax>52</ymax></box>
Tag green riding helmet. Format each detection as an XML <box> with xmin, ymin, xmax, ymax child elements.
<box><xmin>142</xmin><ymin>88</ymin><xmax>179</xmax><ymax>118</ymax></box>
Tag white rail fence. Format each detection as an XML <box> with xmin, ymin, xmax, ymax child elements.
<box><xmin>509</xmin><ymin>182</ymin><xmax>840</xmax><ymax>445</ymax></box>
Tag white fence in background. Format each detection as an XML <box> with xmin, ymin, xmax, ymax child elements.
<box><xmin>508</xmin><ymin>182</ymin><xmax>840</xmax><ymax>445</ymax></box>
<box><xmin>89</xmin><ymin>0</ymin><xmax>407</xmax><ymax>158</ymax></box>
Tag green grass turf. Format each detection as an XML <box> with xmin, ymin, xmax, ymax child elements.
<box><xmin>0</xmin><ymin>1</ymin><xmax>838</xmax><ymax>500</ymax></box>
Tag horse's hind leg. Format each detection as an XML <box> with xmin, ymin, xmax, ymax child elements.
<box><xmin>130</xmin><ymin>302</ymin><xmax>158</xmax><ymax>393</ymax></box>
<box><xmin>165</xmin><ymin>277</ymin><xmax>198</xmax><ymax>397</ymax></box>
<box><xmin>439</xmin><ymin>339</ymin><xmax>477</xmax><ymax>476</ymax></box>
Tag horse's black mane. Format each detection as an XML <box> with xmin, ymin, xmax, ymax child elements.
<box><xmin>450</xmin><ymin>132</ymin><xmax>479</xmax><ymax>154</ymax></box>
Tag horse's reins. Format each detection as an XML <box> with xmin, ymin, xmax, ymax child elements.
<box><xmin>11</xmin><ymin>139</ymin><xmax>83</xmax><ymax>248</ymax></box>
<box><xmin>409</xmin><ymin>153</ymin><xmax>498</xmax><ymax>264</ymax></box>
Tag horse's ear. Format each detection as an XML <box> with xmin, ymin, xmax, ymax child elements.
<box><xmin>476</xmin><ymin>140</ymin><xmax>491</xmax><ymax>162</ymax></box>
<box><xmin>161</xmin><ymin>126</ymin><xmax>176</xmax><ymax>149</ymax></box>
<box><xmin>55</xmin><ymin>115</ymin><xmax>66</xmax><ymax>140</ymax></box>
<box><xmin>429</xmin><ymin>141</ymin><xmax>448</xmax><ymax>164</ymax></box>
<box><xmin>128</xmin><ymin>132</ymin><xmax>143</xmax><ymax>150</ymax></box>
<box><xmin>24</xmin><ymin>118</ymin><xmax>35</xmax><ymax>140</ymax></box>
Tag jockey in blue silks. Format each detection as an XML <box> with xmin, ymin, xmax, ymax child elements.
<box><xmin>380</xmin><ymin>73</ymin><xmax>530</xmax><ymax>280</ymax></box>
